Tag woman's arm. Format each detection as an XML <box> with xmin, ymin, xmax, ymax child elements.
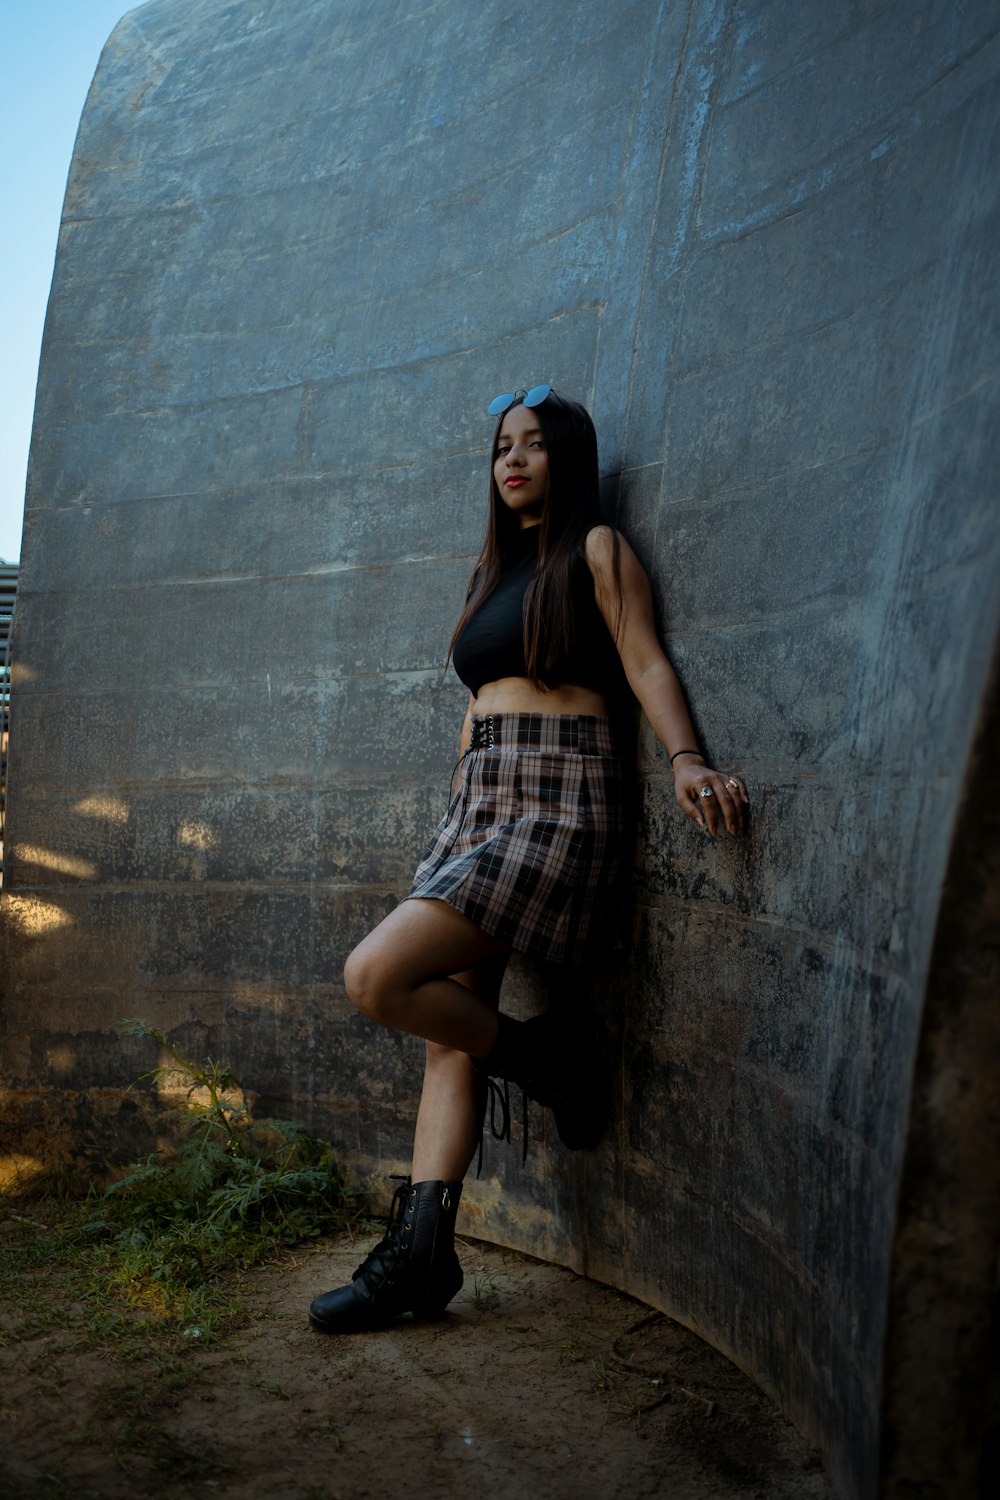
<box><xmin>586</xmin><ymin>526</ymin><xmax>749</xmax><ymax>836</ymax></box>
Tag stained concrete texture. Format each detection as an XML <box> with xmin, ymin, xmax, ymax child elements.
<box><xmin>2</xmin><ymin>2</ymin><xmax>999</xmax><ymax>1497</ymax></box>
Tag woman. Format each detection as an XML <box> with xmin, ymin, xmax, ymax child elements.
<box><xmin>309</xmin><ymin>385</ymin><xmax>748</xmax><ymax>1334</ymax></box>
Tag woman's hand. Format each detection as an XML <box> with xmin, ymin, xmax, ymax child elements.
<box><xmin>672</xmin><ymin>753</ymin><xmax>749</xmax><ymax>837</ymax></box>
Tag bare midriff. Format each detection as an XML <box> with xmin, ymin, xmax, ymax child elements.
<box><xmin>472</xmin><ymin>677</ymin><xmax>610</xmax><ymax>718</ymax></box>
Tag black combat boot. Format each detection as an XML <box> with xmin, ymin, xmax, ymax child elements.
<box><xmin>308</xmin><ymin>1178</ymin><xmax>463</xmax><ymax>1334</ymax></box>
<box><xmin>473</xmin><ymin>1010</ymin><xmax>608</xmax><ymax>1155</ymax></box>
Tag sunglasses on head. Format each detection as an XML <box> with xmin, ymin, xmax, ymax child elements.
<box><xmin>486</xmin><ymin>383</ymin><xmax>552</xmax><ymax>416</ymax></box>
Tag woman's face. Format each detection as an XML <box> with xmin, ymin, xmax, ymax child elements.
<box><xmin>493</xmin><ymin>403</ymin><xmax>550</xmax><ymax>527</ymax></box>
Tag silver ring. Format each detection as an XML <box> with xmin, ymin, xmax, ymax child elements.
<box><xmin>699</xmin><ymin>785</ymin><xmax>714</xmax><ymax>799</ymax></box>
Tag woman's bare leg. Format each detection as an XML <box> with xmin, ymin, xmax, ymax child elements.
<box><xmin>409</xmin><ymin>1047</ymin><xmax>483</xmax><ymax>1182</ymax></box>
<box><xmin>343</xmin><ymin>899</ymin><xmax>513</xmax><ymax>1181</ymax></box>
<box><xmin>343</xmin><ymin>897</ymin><xmax>510</xmax><ymax>1055</ymax></box>
<box><xmin>310</xmin><ymin>910</ymin><xmax>508</xmax><ymax>1334</ymax></box>
<box><xmin>410</xmin><ymin>955</ymin><xmax>508</xmax><ymax>1182</ymax></box>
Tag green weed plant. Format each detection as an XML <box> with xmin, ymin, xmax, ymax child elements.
<box><xmin>1</xmin><ymin>1020</ymin><xmax>355</xmax><ymax>1345</ymax></box>
<box><xmin>92</xmin><ymin>1019</ymin><xmax>353</xmax><ymax>1282</ymax></box>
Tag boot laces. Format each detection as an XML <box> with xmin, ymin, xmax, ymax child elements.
<box><xmin>352</xmin><ymin>1178</ymin><xmax>412</xmax><ymax>1294</ymax></box>
<box><xmin>476</xmin><ymin>1075</ymin><xmax>530</xmax><ymax>1174</ymax></box>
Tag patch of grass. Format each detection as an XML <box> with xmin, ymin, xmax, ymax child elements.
<box><xmin>252</xmin><ymin>1376</ymin><xmax>291</xmax><ymax>1401</ymax></box>
<box><xmin>0</xmin><ymin>1018</ymin><xmax>359</xmax><ymax>1478</ymax></box>
<box><xmin>591</xmin><ymin>1356</ymin><xmax>618</xmax><ymax>1395</ymax></box>
<box><xmin>0</xmin><ymin>1020</ymin><xmax>359</xmax><ymax>1362</ymax></box>
<box><xmin>471</xmin><ymin>1268</ymin><xmax>500</xmax><ymax>1311</ymax></box>
<box><xmin>468</xmin><ymin>1254</ymin><xmax>508</xmax><ymax>1312</ymax></box>
<box><xmin>82</xmin><ymin>1021</ymin><xmax>355</xmax><ymax>1305</ymax></box>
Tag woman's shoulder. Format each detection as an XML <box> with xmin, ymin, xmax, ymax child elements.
<box><xmin>582</xmin><ymin>525</ymin><xmax>652</xmax><ymax>602</ymax></box>
<box><xmin>583</xmin><ymin>522</ymin><xmax>619</xmax><ymax>559</ymax></box>
<box><xmin>583</xmin><ymin>523</ymin><xmax>636</xmax><ymax>571</ymax></box>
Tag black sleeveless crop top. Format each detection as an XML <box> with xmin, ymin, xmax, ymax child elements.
<box><xmin>452</xmin><ymin>525</ymin><xmax>625</xmax><ymax>699</ymax></box>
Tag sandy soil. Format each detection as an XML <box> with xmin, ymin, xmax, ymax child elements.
<box><xmin>0</xmin><ymin>1229</ymin><xmax>832</xmax><ymax>1500</ymax></box>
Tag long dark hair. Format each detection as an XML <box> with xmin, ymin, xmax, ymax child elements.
<box><xmin>448</xmin><ymin>391</ymin><xmax>623</xmax><ymax>688</ymax></box>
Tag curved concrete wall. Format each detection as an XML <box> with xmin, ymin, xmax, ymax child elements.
<box><xmin>3</xmin><ymin>2</ymin><xmax>998</xmax><ymax>1495</ymax></box>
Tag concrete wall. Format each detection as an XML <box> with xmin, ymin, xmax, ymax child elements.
<box><xmin>2</xmin><ymin>2</ymin><xmax>998</xmax><ymax>1495</ymax></box>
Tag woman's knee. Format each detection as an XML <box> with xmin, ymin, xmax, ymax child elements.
<box><xmin>343</xmin><ymin>939</ymin><xmax>397</xmax><ymax>1024</ymax></box>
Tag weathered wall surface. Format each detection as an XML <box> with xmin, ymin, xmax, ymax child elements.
<box><xmin>2</xmin><ymin>2</ymin><xmax>998</xmax><ymax>1495</ymax></box>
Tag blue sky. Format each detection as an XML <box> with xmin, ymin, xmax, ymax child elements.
<box><xmin>0</xmin><ymin>1</ymin><xmax>149</xmax><ymax>562</ymax></box>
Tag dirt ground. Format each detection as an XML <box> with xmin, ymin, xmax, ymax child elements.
<box><xmin>0</xmin><ymin>1228</ymin><xmax>833</xmax><ymax>1500</ymax></box>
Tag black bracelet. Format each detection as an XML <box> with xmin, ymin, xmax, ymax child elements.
<box><xmin>669</xmin><ymin>748</ymin><xmax>702</xmax><ymax>764</ymax></box>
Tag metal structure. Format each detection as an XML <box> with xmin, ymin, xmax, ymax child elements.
<box><xmin>2</xmin><ymin>3</ymin><xmax>998</xmax><ymax>1494</ymax></box>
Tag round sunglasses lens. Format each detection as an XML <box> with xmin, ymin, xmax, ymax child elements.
<box><xmin>487</xmin><ymin>392</ymin><xmax>516</xmax><ymax>415</ymax></box>
<box><xmin>523</xmin><ymin>383</ymin><xmax>552</xmax><ymax>407</ymax></box>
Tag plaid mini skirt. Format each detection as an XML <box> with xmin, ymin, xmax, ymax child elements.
<box><xmin>407</xmin><ymin>712</ymin><xmax>624</xmax><ymax>966</ymax></box>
